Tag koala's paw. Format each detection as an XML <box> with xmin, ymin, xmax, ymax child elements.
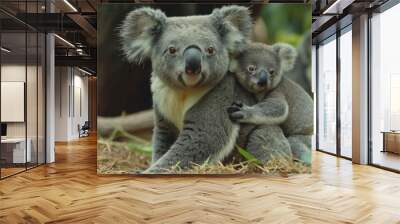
<box><xmin>227</xmin><ymin>101</ymin><xmax>250</xmax><ymax>123</ymax></box>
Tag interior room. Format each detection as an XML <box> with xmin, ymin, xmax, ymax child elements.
<box><xmin>0</xmin><ymin>0</ymin><xmax>97</xmax><ymax>179</ymax></box>
<box><xmin>54</xmin><ymin>66</ymin><xmax>92</xmax><ymax>141</ymax></box>
<box><xmin>0</xmin><ymin>0</ymin><xmax>399</xmax><ymax>223</ymax></box>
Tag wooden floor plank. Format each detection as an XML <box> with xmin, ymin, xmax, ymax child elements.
<box><xmin>0</xmin><ymin>135</ymin><xmax>400</xmax><ymax>223</ymax></box>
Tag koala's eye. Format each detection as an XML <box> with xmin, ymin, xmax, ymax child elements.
<box><xmin>168</xmin><ymin>46</ymin><xmax>177</xmax><ymax>55</ymax></box>
<box><xmin>247</xmin><ymin>65</ymin><xmax>256</xmax><ymax>73</ymax></box>
<box><xmin>206</xmin><ymin>46</ymin><xmax>215</xmax><ymax>55</ymax></box>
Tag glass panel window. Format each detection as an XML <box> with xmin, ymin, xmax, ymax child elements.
<box><xmin>339</xmin><ymin>28</ymin><xmax>352</xmax><ymax>158</ymax></box>
<box><xmin>371</xmin><ymin>3</ymin><xmax>400</xmax><ymax>171</ymax></box>
<box><xmin>317</xmin><ymin>36</ymin><xmax>337</xmax><ymax>154</ymax></box>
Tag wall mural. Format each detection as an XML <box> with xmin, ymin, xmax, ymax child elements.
<box><xmin>97</xmin><ymin>3</ymin><xmax>312</xmax><ymax>175</ymax></box>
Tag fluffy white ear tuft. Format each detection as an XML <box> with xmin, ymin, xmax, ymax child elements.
<box><xmin>119</xmin><ymin>7</ymin><xmax>167</xmax><ymax>63</ymax></box>
<box><xmin>272</xmin><ymin>43</ymin><xmax>297</xmax><ymax>73</ymax></box>
<box><xmin>211</xmin><ymin>6</ymin><xmax>252</xmax><ymax>55</ymax></box>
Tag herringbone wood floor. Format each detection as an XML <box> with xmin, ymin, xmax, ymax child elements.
<box><xmin>1</xmin><ymin>135</ymin><xmax>400</xmax><ymax>224</ymax></box>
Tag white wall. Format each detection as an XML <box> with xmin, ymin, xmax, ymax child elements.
<box><xmin>71</xmin><ymin>73</ymin><xmax>89</xmax><ymax>138</ymax></box>
<box><xmin>1</xmin><ymin>65</ymin><xmax>36</xmax><ymax>138</ymax></box>
<box><xmin>54</xmin><ymin>67</ymin><xmax>89</xmax><ymax>141</ymax></box>
<box><xmin>55</xmin><ymin>67</ymin><xmax>69</xmax><ymax>141</ymax></box>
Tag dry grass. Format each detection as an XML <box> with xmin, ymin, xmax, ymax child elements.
<box><xmin>97</xmin><ymin>129</ymin><xmax>311</xmax><ymax>175</ymax></box>
<box><xmin>97</xmin><ymin>140</ymin><xmax>151</xmax><ymax>174</ymax></box>
<box><xmin>164</xmin><ymin>158</ymin><xmax>311</xmax><ymax>176</ymax></box>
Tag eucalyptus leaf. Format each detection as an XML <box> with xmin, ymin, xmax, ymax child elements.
<box><xmin>236</xmin><ymin>145</ymin><xmax>262</xmax><ymax>165</ymax></box>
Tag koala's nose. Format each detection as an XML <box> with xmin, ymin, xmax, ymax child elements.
<box><xmin>184</xmin><ymin>46</ymin><xmax>202</xmax><ymax>76</ymax></box>
<box><xmin>257</xmin><ymin>70</ymin><xmax>269</xmax><ymax>86</ymax></box>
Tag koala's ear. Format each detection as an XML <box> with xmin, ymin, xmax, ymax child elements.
<box><xmin>119</xmin><ymin>8</ymin><xmax>167</xmax><ymax>63</ymax></box>
<box><xmin>272</xmin><ymin>43</ymin><xmax>297</xmax><ymax>73</ymax></box>
<box><xmin>211</xmin><ymin>6</ymin><xmax>252</xmax><ymax>55</ymax></box>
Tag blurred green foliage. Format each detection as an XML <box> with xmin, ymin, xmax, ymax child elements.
<box><xmin>261</xmin><ymin>4</ymin><xmax>311</xmax><ymax>46</ymax></box>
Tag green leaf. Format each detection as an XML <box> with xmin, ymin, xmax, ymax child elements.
<box><xmin>126</xmin><ymin>142</ymin><xmax>152</xmax><ymax>155</ymax></box>
<box><xmin>236</xmin><ymin>145</ymin><xmax>262</xmax><ymax>165</ymax></box>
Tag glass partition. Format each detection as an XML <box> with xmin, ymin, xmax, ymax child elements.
<box><xmin>1</xmin><ymin>30</ymin><xmax>28</xmax><ymax>177</ymax></box>
<box><xmin>0</xmin><ymin>1</ymin><xmax>46</xmax><ymax>179</ymax></box>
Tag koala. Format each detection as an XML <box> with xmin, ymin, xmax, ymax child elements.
<box><xmin>120</xmin><ymin>6</ymin><xmax>253</xmax><ymax>173</ymax></box>
<box><xmin>228</xmin><ymin>42</ymin><xmax>314</xmax><ymax>164</ymax></box>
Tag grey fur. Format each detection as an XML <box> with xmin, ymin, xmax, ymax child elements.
<box><xmin>229</xmin><ymin>42</ymin><xmax>313</xmax><ymax>164</ymax></box>
<box><xmin>246</xmin><ymin>125</ymin><xmax>292</xmax><ymax>163</ymax></box>
<box><xmin>149</xmin><ymin>76</ymin><xmax>256</xmax><ymax>171</ymax></box>
<box><xmin>120</xmin><ymin>6</ymin><xmax>253</xmax><ymax>173</ymax></box>
<box><xmin>287</xmin><ymin>135</ymin><xmax>312</xmax><ymax>165</ymax></box>
<box><xmin>284</xmin><ymin>33</ymin><xmax>312</xmax><ymax>96</ymax></box>
<box><xmin>151</xmin><ymin>107</ymin><xmax>179</xmax><ymax>163</ymax></box>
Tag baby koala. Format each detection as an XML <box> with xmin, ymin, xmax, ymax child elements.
<box><xmin>228</xmin><ymin>42</ymin><xmax>314</xmax><ymax>164</ymax></box>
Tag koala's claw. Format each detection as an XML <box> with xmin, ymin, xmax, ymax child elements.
<box><xmin>227</xmin><ymin>101</ymin><xmax>245</xmax><ymax>116</ymax></box>
<box><xmin>232</xmin><ymin>101</ymin><xmax>243</xmax><ymax>107</ymax></box>
<box><xmin>229</xmin><ymin>111</ymin><xmax>245</xmax><ymax>122</ymax></box>
<box><xmin>227</xmin><ymin>101</ymin><xmax>247</xmax><ymax>122</ymax></box>
<box><xmin>227</xmin><ymin>105</ymin><xmax>241</xmax><ymax>114</ymax></box>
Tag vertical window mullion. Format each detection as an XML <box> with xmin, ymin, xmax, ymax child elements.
<box><xmin>25</xmin><ymin>0</ymin><xmax>28</xmax><ymax>171</ymax></box>
<box><xmin>337</xmin><ymin>28</ymin><xmax>341</xmax><ymax>157</ymax></box>
<box><xmin>36</xmin><ymin>0</ymin><xmax>39</xmax><ymax>167</ymax></box>
<box><xmin>367</xmin><ymin>11</ymin><xmax>373</xmax><ymax>165</ymax></box>
<box><xmin>316</xmin><ymin>44</ymin><xmax>320</xmax><ymax>151</ymax></box>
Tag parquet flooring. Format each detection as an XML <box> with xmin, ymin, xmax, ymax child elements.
<box><xmin>1</xmin><ymin>167</ymin><xmax>26</xmax><ymax>178</ymax></box>
<box><xmin>1</xmin><ymin>135</ymin><xmax>400</xmax><ymax>223</ymax></box>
